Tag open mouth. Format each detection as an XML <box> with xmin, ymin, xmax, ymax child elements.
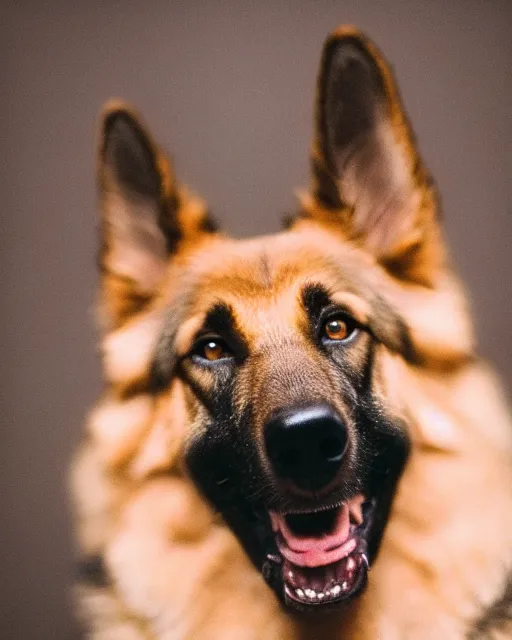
<box><xmin>267</xmin><ymin>494</ymin><xmax>373</xmax><ymax>608</ymax></box>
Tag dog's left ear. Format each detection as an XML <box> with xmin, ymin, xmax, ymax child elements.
<box><xmin>303</xmin><ymin>27</ymin><xmax>444</xmax><ymax>284</ymax></box>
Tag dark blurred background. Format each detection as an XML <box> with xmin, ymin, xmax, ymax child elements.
<box><xmin>1</xmin><ymin>1</ymin><xmax>511</xmax><ymax>638</ymax></box>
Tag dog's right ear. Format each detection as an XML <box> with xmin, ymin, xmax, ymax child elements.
<box><xmin>98</xmin><ymin>102</ymin><xmax>218</xmax><ymax>329</ymax></box>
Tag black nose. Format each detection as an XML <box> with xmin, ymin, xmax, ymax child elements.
<box><xmin>264</xmin><ymin>403</ymin><xmax>348</xmax><ymax>492</ymax></box>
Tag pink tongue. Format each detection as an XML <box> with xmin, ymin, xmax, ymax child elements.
<box><xmin>270</xmin><ymin>504</ymin><xmax>356</xmax><ymax>568</ymax></box>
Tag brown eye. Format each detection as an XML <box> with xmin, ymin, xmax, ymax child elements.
<box><xmin>203</xmin><ymin>340</ymin><xmax>226</xmax><ymax>361</ymax></box>
<box><xmin>324</xmin><ymin>317</ymin><xmax>357</xmax><ymax>341</ymax></box>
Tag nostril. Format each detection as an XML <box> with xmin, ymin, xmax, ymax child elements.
<box><xmin>318</xmin><ymin>434</ymin><xmax>346</xmax><ymax>463</ymax></box>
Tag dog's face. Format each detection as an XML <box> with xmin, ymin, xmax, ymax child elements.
<box><xmin>96</xmin><ymin>28</ymin><xmax>470</xmax><ymax>613</ymax></box>
<box><xmin>155</xmin><ymin>231</ymin><xmax>411</xmax><ymax>611</ymax></box>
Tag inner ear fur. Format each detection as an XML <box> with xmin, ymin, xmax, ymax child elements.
<box><xmin>302</xmin><ymin>27</ymin><xmax>445</xmax><ymax>285</ymax></box>
<box><xmin>97</xmin><ymin>101</ymin><xmax>218</xmax><ymax>329</ymax></box>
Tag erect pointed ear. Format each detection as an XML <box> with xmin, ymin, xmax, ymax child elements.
<box><xmin>98</xmin><ymin>101</ymin><xmax>218</xmax><ymax>328</ymax></box>
<box><xmin>303</xmin><ymin>27</ymin><xmax>444</xmax><ymax>284</ymax></box>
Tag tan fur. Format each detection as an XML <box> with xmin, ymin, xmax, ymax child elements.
<box><xmin>71</xmin><ymin>26</ymin><xmax>512</xmax><ymax>639</ymax></box>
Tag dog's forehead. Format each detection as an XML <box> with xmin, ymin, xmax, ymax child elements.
<box><xmin>184</xmin><ymin>227</ymin><xmax>376</xmax><ymax>307</ymax></box>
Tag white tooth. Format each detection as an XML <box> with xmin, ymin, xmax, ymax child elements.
<box><xmin>342</xmin><ymin>581</ymin><xmax>349</xmax><ymax>591</ymax></box>
<box><xmin>287</xmin><ymin>570</ymin><xmax>294</xmax><ymax>580</ymax></box>
<box><xmin>347</xmin><ymin>557</ymin><xmax>356</xmax><ymax>571</ymax></box>
<box><xmin>295</xmin><ymin>588</ymin><xmax>304</xmax><ymax>598</ymax></box>
<box><xmin>317</xmin><ymin>592</ymin><xmax>324</xmax><ymax>600</ymax></box>
<box><xmin>332</xmin><ymin>584</ymin><xmax>341</xmax><ymax>596</ymax></box>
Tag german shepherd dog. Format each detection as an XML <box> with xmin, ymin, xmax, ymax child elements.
<box><xmin>71</xmin><ymin>26</ymin><xmax>512</xmax><ymax>638</ymax></box>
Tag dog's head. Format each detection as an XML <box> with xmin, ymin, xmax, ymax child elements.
<box><xmin>94</xmin><ymin>28</ymin><xmax>472</xmax><ymax>613</ymax></box>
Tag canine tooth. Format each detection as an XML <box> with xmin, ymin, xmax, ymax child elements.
<box><xmin>349</xmin><ymin>503</ymin><xmax>364</xmax><ymax>525</ymax></box>
<box><xmin>361</xmin><ymin>553</ymin><xmax>370</xmax><ymax>570</ymax></box>
<box><xmin>347</xmin><ymin>556</ymin><xmax>356</xmax><ymax>571</ymax></box>
<box><xmin>295</xmin><ymin>588</ymin><xmax>304</xmax><ymax>598</ymax></box>
<box><xmin>349</xmin><ymin>494</ymin><xmax>365</xmax><ymax>525</ymax></box>
<box><xmin>266</xmin><ymin>553</ymin><xmax>282</xmax><ymax>564</ymax></box>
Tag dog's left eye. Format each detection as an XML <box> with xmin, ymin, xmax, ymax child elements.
<box><xmin>322</xmin><ymin>315</ymin><xmax>358</xmax><ymax>342</ymax></box>
<box><xmin>195</xmin><ymin>338</ymin><xmax>232</xmax><ymax>362</ymax></box>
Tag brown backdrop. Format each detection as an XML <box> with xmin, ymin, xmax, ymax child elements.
<box><xmin>1</xmin><ymin>1</ymin><xmax>511</xmax><ymax>638</ymax></box>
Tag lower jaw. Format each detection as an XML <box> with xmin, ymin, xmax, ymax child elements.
<box><xmin>282</xmin><ymin>545</ymin><xmax>369</xmax><ymax>608</ymax></box>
